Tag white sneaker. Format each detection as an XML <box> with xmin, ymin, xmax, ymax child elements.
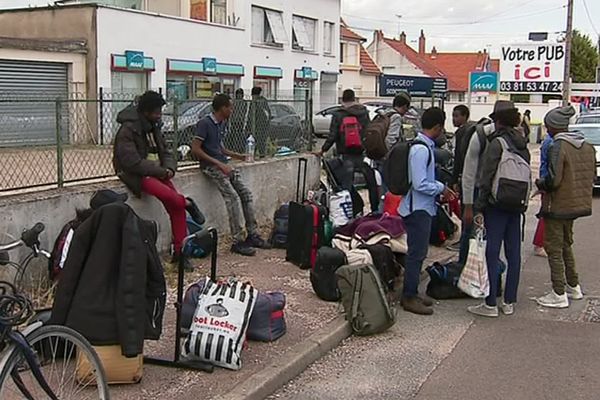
<box><xmin>534</xmin><ymin>246</ymin><xmax>547</xmax><ymax>258</ymax></box>
<box><xmin>536</xmin><ymin>291</ymin><xmax>569</xmax><ymax>309</ymax></box>
<box><xmin>501</xmin><ymin>302</ymin><xmax>514</xmax><ymax>315</ymax></box>
<box><xmin>467</xmin><ymin>303</ymin><xmax>499</xmax><ymax>318</ymax></box>
<box><xmin>566</xmin><ymin>284</ymin><xmax>584</xmax><ymax>300</ymax></box>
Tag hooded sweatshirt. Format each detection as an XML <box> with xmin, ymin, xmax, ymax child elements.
<box><xmin>461</xmin><ymin>122</ymin><xmax>495</xmax><ymax>205</ymax></box>
<box><xmin>474</xmin><ymin>126</ymin><xmax>530</xmax><ymax>213</ymax></box>
<box><xmin>322</xmin><ymin>103</ymin><xmax>371</xmax><ymax>155</ymax></box>
<box><xmin>536</xmin><ymin>130</ymin><xmax>596</xmax><ymax>219</ymax></box>
<box><xmin>113</xmin><ymin>105</ymin><xmax>176</xmax><ymax>196</ymax></box>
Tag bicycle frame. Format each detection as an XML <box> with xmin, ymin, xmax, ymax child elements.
<box><xmin>0</xmin><ymin>321</ymin><xmax>60</xmax><ymax>399</ymax></box>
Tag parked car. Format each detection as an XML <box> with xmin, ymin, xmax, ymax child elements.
<box><xmin>570</xmin><ymin>123</ymin><xmax>600</xmax><ymax>188</ymax></box>
<box><xmin>575</xmin><ymin>111</ymin><xmax>600</xmax><ymax>125</ymax></box>
<box><xmin>162</xmin><ymin>101</ymin><xmax>306</xmax><ymax>154</ymax></box>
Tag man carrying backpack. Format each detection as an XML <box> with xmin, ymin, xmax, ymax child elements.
<box><xmin>316</xmin><ymin>89</ymin><xmax>378</xmax><ymax>212</ymax></box>
<box><xmin>400</xmin><ymin>107</ymin><xmax>456</xmax><ymax>315</ymax></box>
<box><xmin>469</xmin><ymin>101</ymin><xmax>531</xmax><ymax>318</ymax></box>
<box><xmin>535</xmin><ymin>106</ymin><xmax>595</xmax><ymax>309</ymax></box>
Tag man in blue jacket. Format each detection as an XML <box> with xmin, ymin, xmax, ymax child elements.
<box><xmin>400</xmin><ymin>107</ymin><xmax>455</xmax><ymax>315</ymax></box>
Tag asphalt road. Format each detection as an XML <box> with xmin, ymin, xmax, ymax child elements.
<box><xmin>271</xmin><ymin>195</ymin><xmax>600</xmax><ymax>400</ymax></box>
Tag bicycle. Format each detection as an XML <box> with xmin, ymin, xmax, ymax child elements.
<box><xmin>0</xmin><ymin>223</ymin><xmax>54</xmax><ymax>310</ymax></box>
<box><xmin>0</xmin><ymin>280</ymin><xmax>110</xmax><ymax>399</ymax></box>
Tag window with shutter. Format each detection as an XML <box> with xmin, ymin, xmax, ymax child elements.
<box><xmin>324</xmin><ymin>22</ymin><xmax>334</xmax><ymax>55</ymax></box>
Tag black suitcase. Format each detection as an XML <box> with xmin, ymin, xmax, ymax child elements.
<box><xmin>286</xmin><ymin>158</ymin><xmax>327</xmax><ymax>269</ymax></box>
<box><xmin>310</xmin><ymin>247</ymin><xmax>347</xmax><ymax>301</ymax></box>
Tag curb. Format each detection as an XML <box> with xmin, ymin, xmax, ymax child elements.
<box><xmin>218</xmin><ymin>316</ymin><xmax>352</xmax><ymax>400</ymax></box>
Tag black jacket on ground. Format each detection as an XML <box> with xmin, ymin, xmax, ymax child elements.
<box><xmin>50</xmin><ymin>203</ymin><xmax>167</xmax><ymax>358</ymax></box>
<box><xmin>322</xmin><ymin>103</ymin><xmax>371</xmax><ymax>155</ymax></box>
<box><xmin>113</xmin><ymin>106</ymin><xmax>177</xmax><ymax>196</ymax></box>
<box><xmin>474</xmin><ymin>127</ymin><xmax>531</xmax><ymax>213</ymax></box>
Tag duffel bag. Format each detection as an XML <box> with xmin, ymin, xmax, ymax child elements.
<box><xmin>310</xmin><ymin>247</ymin><xmax>347</xmax><ymax>302</ymax></box>
<box><xmin>248</xmin><ymin>291</ymin><xmax>286</xmax><ymax>342</ymax></box>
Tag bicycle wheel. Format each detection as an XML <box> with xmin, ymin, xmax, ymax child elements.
<box><xmin>0</xmin><ymin>325</ymin><xmax>110</xmax><ymax>400</ymax></box>
<box><xmin>16</xmin><ymin>252</ymin><xmax>55</xmax><ymax>310</ymax></box>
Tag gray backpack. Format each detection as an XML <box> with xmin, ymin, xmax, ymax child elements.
<box><xmin>335</xmin><ymin>264</ymin><xmax>395</xmax><ymax>336</ymax></box>
<box><xmin>491</xmin><ymin>137</ymin><xmax>531</xmax><ymax>212</ymax></box>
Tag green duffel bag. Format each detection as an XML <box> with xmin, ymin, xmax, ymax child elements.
<box><xmin>335</xmin><ymin>264</ymin><xmax>396</xmax><ymax>336</ymax></box>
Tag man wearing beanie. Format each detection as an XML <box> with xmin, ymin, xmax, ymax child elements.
<box><xmin>535</xmin><ymin>106</ymin><xmax>596</xmax><ymax>308</ymax></box>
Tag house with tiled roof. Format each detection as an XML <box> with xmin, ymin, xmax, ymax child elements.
<box><xmin>338</xmin><ymin>20</ymin><xmax>381</xmax><ymax>98</ymax></box>
<box><xmin>368</xmin><ymin>30</ymin><xmax>499</xmax><ymax>102</ymax></box>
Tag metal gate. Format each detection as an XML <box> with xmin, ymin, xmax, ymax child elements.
<box><xmin>0</xmin><ymin>59</ymin><xmax>68</xmax><ymax>146</ymax></box>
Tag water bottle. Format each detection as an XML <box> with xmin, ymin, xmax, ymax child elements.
<box><xmin>246</xmin><ymin>134</ymin><xmax>256</xmax><ymax>162</ymax></box>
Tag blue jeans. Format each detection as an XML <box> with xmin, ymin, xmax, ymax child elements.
<box><xmin>484</xmin><ymin>208</ymin><xmax>522</xmax><ymax>306</ymax></box>
<box><xmin>403</xmin><ymin>210</ymin><xmax>432</xmax><ymax>298</ymax></box>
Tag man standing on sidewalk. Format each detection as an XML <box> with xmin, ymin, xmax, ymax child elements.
<box><xmin>192</xmin><ymin>94</ymin><xmax>269</xmax><ymax>257</ymax></box>
<box><xmin>400</xmin><ymin>107</ymin><xmax>455</xmax><ymax>315</ymax></box>
<box><xmin>535</xmin><ymin>106</ymin><xmax>596</xmax><ymax>308</ymax></box>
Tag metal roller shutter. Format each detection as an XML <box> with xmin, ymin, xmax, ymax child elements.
<box><xmin>0</xmin><ymin>59</ymin><xmax>68</xmax><ymax>146</ymax></box>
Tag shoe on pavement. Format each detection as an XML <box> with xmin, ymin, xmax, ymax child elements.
<box><xmin>171</xmin><ymin>252</ymin><xmax>195</xmax><ymax>272</ymax></box>
<box><xmin>501</xmin><ymin>302</ymin><xmax>514</xmax><ymax>315</ymax></box>
<box><xmin>566</xmin><ymin>284</ymin><xmax>584</xmax><ymax>300</ymax></box>
<box><xmin>418</xmin><ymin>294</ymin><xmax>434</xmax><ymax>307</ymax></box>
<box><xmin>231</xmin><ymin>242</ymin><xmax>256</xmax><ymax>257</ymax></box>
<box><xmin>467</xmin><ymin>303</ymin><xmax>499</xmax><ymax>318</ymax></box>
<box><xmin>534</xmin><ymin>246</ymin><xmax>547</xmax><ymax>258</ymax></box>
<box><xmin>245</xmin><ymin>233</ymin><xmax>271</xmax><ymax>249</ymax></box>
<box><xmin>185</xmin><ymin>197</ymin><xmax>206</xmax><ymax>226</ymax></box>
<box><xmin>401</xmin><ymin>296</ymin><xmax>434</xmax><ymax>315</ymax></box>
<box><xmin>446</xmin><ymin>241</ymin><xmax>461</xmax><ymax>252</ymax></box>
<box><xmin>536</xmin><ymin>291</ymin><xmax>569</xmax><ymax>308</ymax></box>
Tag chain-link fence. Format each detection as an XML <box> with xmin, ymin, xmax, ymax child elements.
<box><xmin>0</xmin><ymin>94</ymin><xmax>313</xmax><ymax>194</ymax></box>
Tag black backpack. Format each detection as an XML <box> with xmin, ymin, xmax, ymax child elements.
<box><xmin>365</xmin><ymin>244</ymin><xmax>401</xmax><ymax>292</ymax></box>
<box><xmin>426</xmin><ymin>261</ymin><xmax>468</xmax><ymax>300</ymax></box>
<box><xmin>383</xmin><ymin>140</ymin><xmax>432</xmax><ymax>195</ymax></box>
<box><xmin>310</xmin><ymin>247</ymin><xmax>347</xmax><ymax>302</ymax></box>
<box><xmin>270</xmin><ymin>203</ymin><xmax>290</xmax><ymax>249</ymax></box>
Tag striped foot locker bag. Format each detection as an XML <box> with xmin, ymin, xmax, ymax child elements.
<box><xmin>182</xmin><ymin>278</ymin><xmax>257</xmax><ymax>370</ymax></box>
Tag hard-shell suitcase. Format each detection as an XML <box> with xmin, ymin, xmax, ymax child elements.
<box><xmin>77</xmin><ymin>345</ymin><xmax>143</xmax><ymax>385</ymax></box>
<box><xmin>310</xmin><ymin>247</ymin><xmax>347</xmax><ymax>301</ymax></box>
<box><xmin>286</xmin><ymin>158</ymin><xmax>327</xmax><ymax>269</ymax></box>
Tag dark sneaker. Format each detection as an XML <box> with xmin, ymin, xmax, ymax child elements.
<box><xmin>186</xmin><ymin>197</ymin><xmax>206</xmax><ymax>225</ymax></box>
<box><xmin>231</xmin><ymin>242</ymin><xmax>256</xmax><ymax>257</ymax></box>
<box><xmin>171</xmin><ymin>253</ymin><xmax>195</xmax><ymax>272</ymax></box>
<box><xmin>401</xmin><ymin>296</ymin><xmax>434</xmax><ymax>315</ymax></box>
<box><xmin>245</xmin><ymin>234</ymin><xmax>271</xmax><ymax>249</ymax></box>
<box><xmin>418</xmin><ymin>294</ymin><xmax>434</xmax><ymax>307</ymax></box>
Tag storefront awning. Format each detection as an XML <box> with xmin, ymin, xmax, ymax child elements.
<box><xmin>111</xmin><ymin>53</ymin><xmax>155</xmax><ymax>72</ymax></box>
<box><xmin>168</xmin><ymin>59</ymin><xmax>244</xmax><ymax>76</ymax></box>
<box><xmin>254</xmin><ymin>66</ymin><xmax>283</xmax><ymax>79</ymax></box>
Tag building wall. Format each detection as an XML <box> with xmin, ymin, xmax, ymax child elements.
<box><xmin>338</xmin><ymin>69</ymin><xmax>377</xmax><ymax>98</ymax></box>
<box><xmin>96</xmin><ymin>1</ymin><xmax>340</xmax><ymax>108</ymax></box>
<box><xmin>368</xmin><ymin>40</ymin><xmax>426</xmax><ymax>77</ymax></box>
<box><xmin>0</xmin><ymin>7</ymin><xmax>98</xmax><ymax>98</ymax></box>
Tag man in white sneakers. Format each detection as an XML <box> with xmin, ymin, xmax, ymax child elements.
<box><xmin>535</xmin><ymin>106</ymin><xmax>596</xmax><ymax>308</ymax></box>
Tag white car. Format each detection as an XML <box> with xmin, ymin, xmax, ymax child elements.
<box><xmin>312</xmin><ymin>104</ymin><xmax>391</xmax><ymax>138</ymax></box>
<box><xmin>570</xmin><ymin>123</ymin><xmax>600</xmax><ymax>188</ymax></box>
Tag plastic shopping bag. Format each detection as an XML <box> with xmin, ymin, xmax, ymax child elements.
<box><xmin>182</xmin><ymin>278</ymin><xmax>257</xmax><ymax>370</ymax></box>
<box><xmin>458</xmin><ymin>230</ymin><xmax>489</xmax><ymax>298</ymax></box>
<box><xmin>329</xmin><ymin>190</ymin><xmax>353</xmax><ymax>227</ymax></box>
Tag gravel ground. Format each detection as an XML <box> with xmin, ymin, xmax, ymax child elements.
<box><xmin>108</xmin><ymin>247</ymin><xmax>340</xmax><ymax>400</ymax></box>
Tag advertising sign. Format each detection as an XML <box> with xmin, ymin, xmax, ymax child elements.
<box><xmin>202</xmin><ymin>57</ymin><xmax>217</xmax><ymax>75</ymax></box>
<box><xmin>469</xmin><ymin>72</ymin><xmax>498</xmax><ymax>92</ymax></box>
<box><xmin>125</xmin><ymin>50</ymin><xmax>144</xmax><ymax>71</ymax></box>
<box><xmin>379</xmin><ymin>75</ymin><xmax>447</xmax><ymax>97</ymax></box>
<box><xmin>499</xmin><ymin>43</ymin><xmax>565</xmax><ymax>93</ymax></box>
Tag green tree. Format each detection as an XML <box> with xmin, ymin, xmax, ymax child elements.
<box><xmin>570</xmin><ymin>30</ymin><xmax>599</xmax><ymax>83</ymax></box>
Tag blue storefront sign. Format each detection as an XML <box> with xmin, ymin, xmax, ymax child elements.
<box><xmin>469</xmin><ymin>71</ymin><xmax>498</xmax><ymax>92</ymax></box>
<box><xmin>202</xmin><ymin>57</ymin><xmax>217</xmax><ymax>75</ymax></box>
<box><xmin>379</xmin><ymin>75</ymin><xmax>447</xmax><ymax>97</ymax></box>
<box><xmin>125</xmin><ymin>50</ymin><xmax>145</xmax><ymax>71</ymax></box>
<box><xmin>301</xmin><ymin>67</ymin><xmax>313</xmax><ymax>79</ymax></box>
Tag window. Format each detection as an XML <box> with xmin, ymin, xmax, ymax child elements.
<box><xmin>341</xmin><ymin>43</ymin><xmax>359</xmax><ymax>66</ymax></box>
<box><xmin>252</xmin><ymin>6</ymin><xmax>287</xmax><ymax>47</ymax></box>
<box><xmin>211</xmin><ymin>0</ymin><xmax>227</xmax><ymax>24</ymax></box>
<box><xmin>292</xmin><ymin>15</ymin><xmax>317</xmax><ymax>52</ymax></box>
<box><xmin>323</xmin><ymin>22</ymin><xmax>335</xmax><ymax>55</ymax></box>
<box><xmin>457</xmin><ymin>92</ymin><xmax>465</xmax><ymax>102</ymax></box>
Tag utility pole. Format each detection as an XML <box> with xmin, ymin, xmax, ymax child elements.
<box><xmin>562</xmin><ymin>0</ymin><xmax>574</xmax><ymax>106</ymax></box>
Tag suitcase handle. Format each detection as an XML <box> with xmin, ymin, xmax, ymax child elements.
<box><xmin>296</xmin><ymin>157</ymin><xmax>308</xmax><ymax>202</ymax></box>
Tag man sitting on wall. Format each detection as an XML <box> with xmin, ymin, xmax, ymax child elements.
<box><xmin>113</xmin><ymin>91</ymin><xmax>204</xmax><ymax>270</ymax></box>
<box><xmin>191</xmin><ymin>93</ymin><xmax>269</xmax><ymax>257</ymax></box>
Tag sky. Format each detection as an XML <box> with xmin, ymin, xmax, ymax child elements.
<box><xmin>1</xmin><ymin>0</ymin><xmax>599</xmax><ymax>57</ymax></box>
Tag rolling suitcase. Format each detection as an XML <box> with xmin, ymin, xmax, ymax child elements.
<box><xmin>286</xmin><ymin>158</ymin><xmax>327</xmax><ymax>269</ymax></box>
<box><xmin>323</xmin><ymin>158</ymin><xmax>364</xmax><ymax>217</ymax></box>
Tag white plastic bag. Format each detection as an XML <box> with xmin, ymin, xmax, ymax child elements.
<box><xmin>458</xmin><ymin>230</ymin><xmax>490</xmax><ymax>298</ymax></box>
<box><xmin>329</xmin><ymin>190</ymin><xmax>353</xmax><ymax>227</ymax></box>
<box><xmin>182</xmin><ymin>278</ymin><xmax>257</xmax><ymax>370</ymax></box>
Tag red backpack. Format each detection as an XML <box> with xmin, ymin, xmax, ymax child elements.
<box><xmin>339</xmin><ymin>115</ymin><xmax>362</xmax><ymax>151</ymax></box>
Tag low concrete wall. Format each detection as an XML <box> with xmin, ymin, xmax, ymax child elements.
<box><xmin>0</xmin><ymin>155</ymin><xmax>320</xmax><ymax>254</ymax></box>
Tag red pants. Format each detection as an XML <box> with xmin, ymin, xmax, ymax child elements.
<box><xmin>533</xmin><ymin>217</ymin><xmax>545</xmax><ymax>248</ymax></box>
<box><xmin>141</xmin><ymin>177</ymin><xmax>187</xmax><ymax>254</ymax></box>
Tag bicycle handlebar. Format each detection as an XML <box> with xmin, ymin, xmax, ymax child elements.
<box><xmin>20</xmin><ymin>223</ymin><xmax>45</xmax><ymax>248</ymax></box>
